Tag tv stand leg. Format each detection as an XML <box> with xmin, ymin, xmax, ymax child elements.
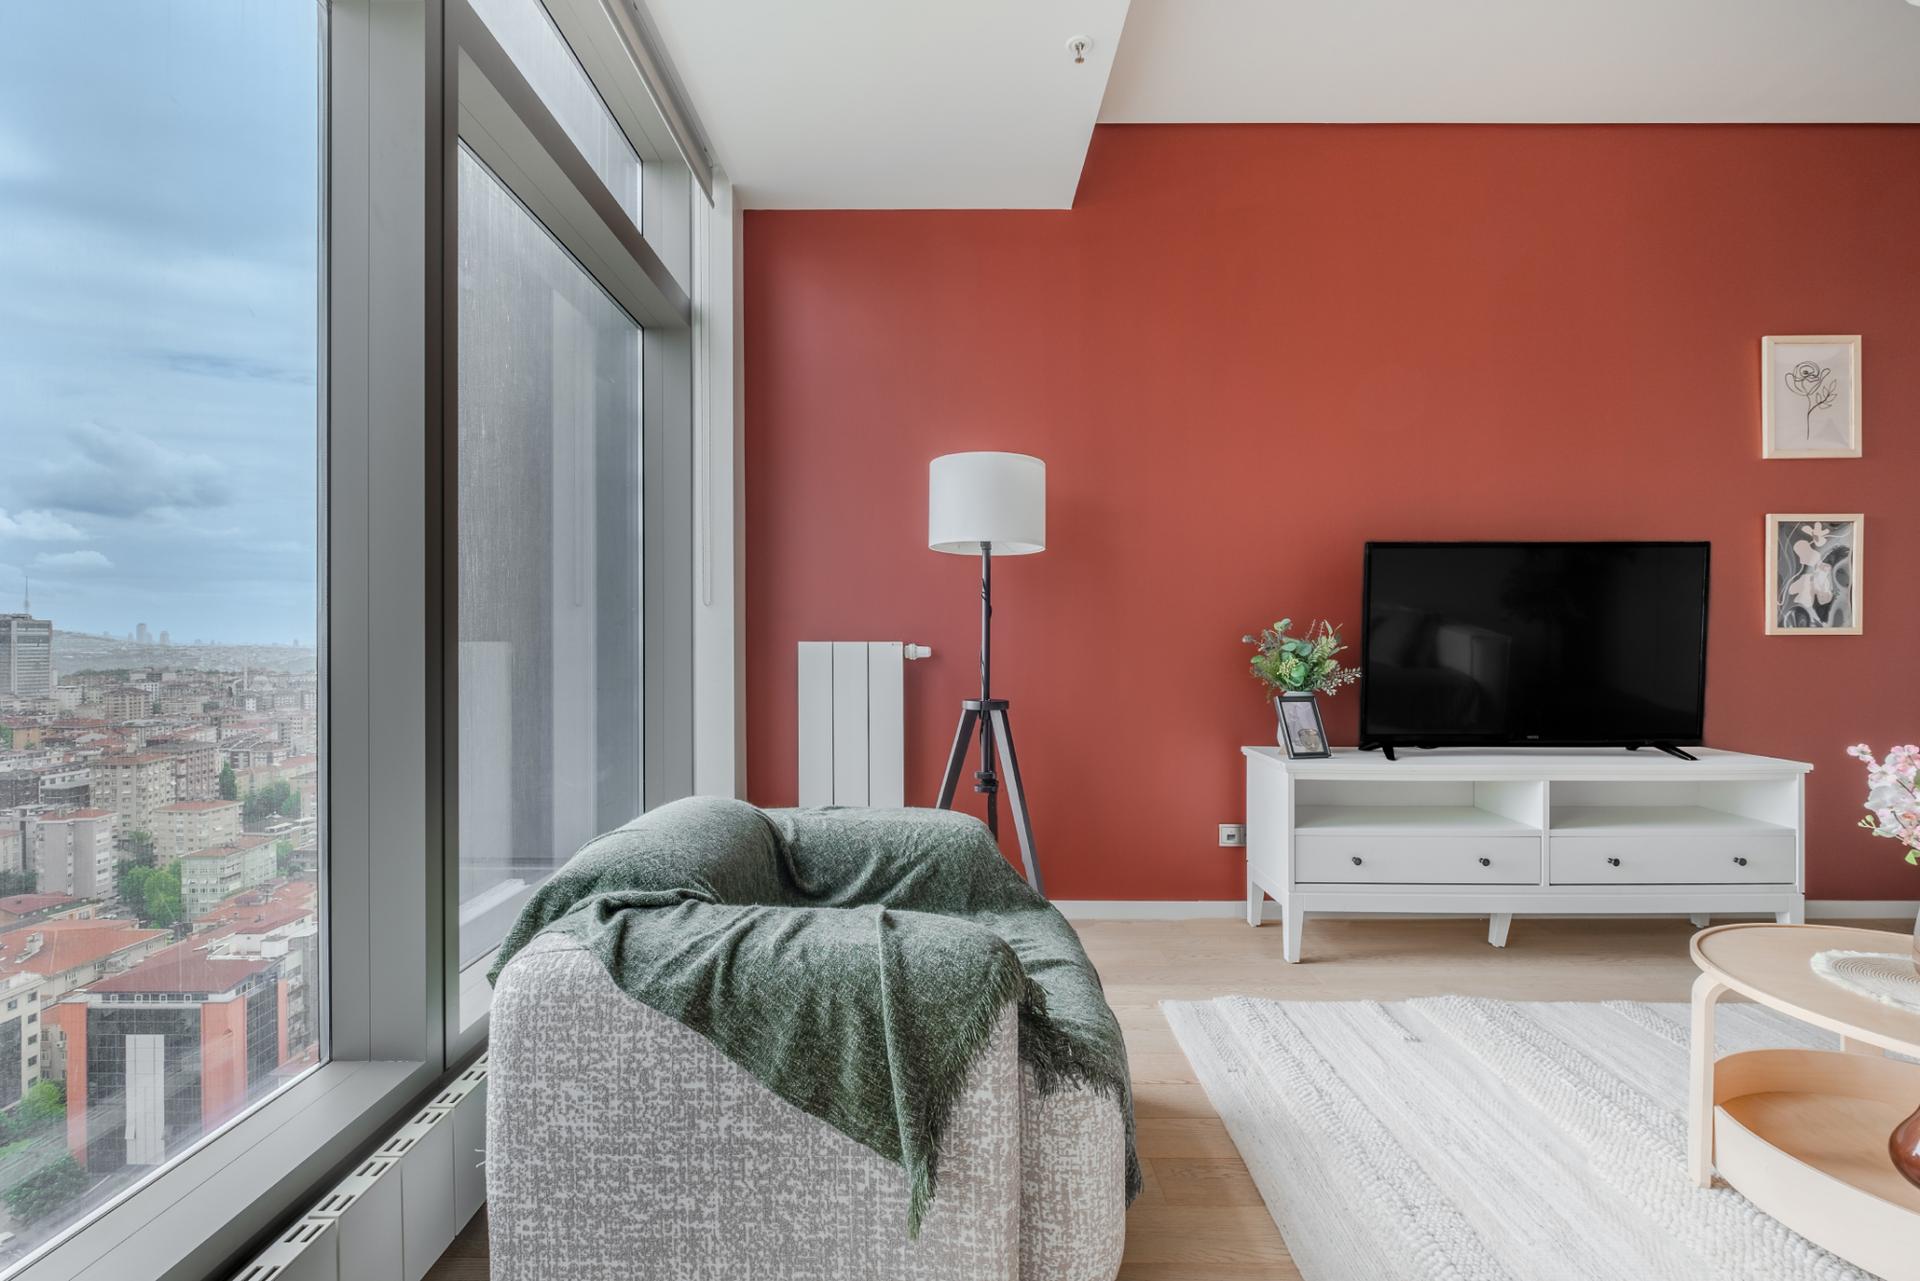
<box><xmin>1648</xmin><ymin>742</ymin><xmax>1698</xmax><ymax>762</ymax></box>
<box><xmin>1245</xmin><ymin>867</ymin><xmax>1264</xmax><ymax>927</ymax></box>
<box><xmin>1776</xmin><ymin>903</ymin><xmax>1804</xmax><ymax>925</ymax></box>
<box><xmin>1282</xmin><ymin>902</ymin><xmax>1305</xmax><ymax>963</ymax></box>
<box><xmin>1488</xmin><ymin>914</ymin><xmax>1512</xmax><ymax>948</ymax></box>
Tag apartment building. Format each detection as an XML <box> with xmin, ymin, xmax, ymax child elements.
<box><xmin>91</xmin><ymin>752</ymin><xmax>175</xmax><ymax>840</ymax></box>
<box><xmin>156</xmin><ymin>800</ymin><xmax>242</xmax><ymax>862</ymax></box>
<box><xmin>25</xmin><ymin>809</ymin><xmax>117</xmax><ymax>900</ymax></box>
<box><xmin>177</xmin><ymin>836</ymin><xmax>276</xmax><ymax>918</ymax></box>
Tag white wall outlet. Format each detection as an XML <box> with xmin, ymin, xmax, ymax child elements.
<box><xmin>1218</xmin><ymin>823</ymin><xmax>1246</xmax><ymax>847</ymax></box>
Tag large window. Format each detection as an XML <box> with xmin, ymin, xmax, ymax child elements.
<box><xmin>455</xmin><ymin>146</ymin><xmax>644</xmax><ymax>971</ymax></box>
<box><xmin>0</xmin><ymin>0</ymin><xmax>323</xmax><ymax>1271</ymax></box>
<box><xmin>448</xmin><ymin>0</ymin><xmax>691</xmax><ymax>1031</ymax></box>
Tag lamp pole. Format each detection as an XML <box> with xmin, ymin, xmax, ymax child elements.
<box><xmin>977</xmin><ymin>542</ymin><xmax>997</xmax><ymax>834</ymax></box>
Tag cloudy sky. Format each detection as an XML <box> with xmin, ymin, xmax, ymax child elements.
<box><xmin>0</xmin><ymin>2</ymin><xmax>321</xmax><ymax>645</ymax></box>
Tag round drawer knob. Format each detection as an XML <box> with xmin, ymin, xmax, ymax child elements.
<box><xmin>1606</xmin><ymin>857</ymin><xmax>1621</xmax><ymax>867</ymax></box>
<box><xmin>1351</xmin><ymin>855</ymin><xmax>1363</xmax><ymax>866</ymax></box>
<box><xmin>1733</xmin><ymin>856</ymin><xmax>1748</xmax><ymax>866</ymax></box>
<box><xmin>1478</xmin><ymin>857</ymin><xmax>1491</xmax><ymax>867</ymax></box>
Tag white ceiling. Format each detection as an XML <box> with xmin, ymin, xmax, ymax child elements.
<box><xmin>641</xmin><ymin>0</ymin><xmax>1132</xmax><ymax>209</ymax></box>
<box><xmin>640</xmin><ymin>0</ymin><xmax>1920</xmax><ymax>210</ymax></box>
<box><xmin>1102</xmin><ymin>0</ymin><xmax>1920</xmax><ymax>125</ymax></box>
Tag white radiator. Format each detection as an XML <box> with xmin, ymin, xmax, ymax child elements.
<box><xmin>797</xmin><ymin>641</ymin><xmax>930</xmax><ymax>808</ymax></box>
<box><xmin>233</xmin><ymin>1056</ymin><xmax>489</xmax><ymax>1281</ymax></box>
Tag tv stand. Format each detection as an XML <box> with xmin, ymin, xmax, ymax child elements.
<box><xmin>1241</xmin><ymin>747</ymin><xmax>1809</xmax><ymax>962</ymax></box>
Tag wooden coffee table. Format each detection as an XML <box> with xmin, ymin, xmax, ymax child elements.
<box><xmin>1689</xmin><ymin>923</ymin><xmax>1920</xmax><ymax>1280</ymax></box>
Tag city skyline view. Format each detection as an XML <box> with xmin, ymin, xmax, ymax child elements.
<box><xmin>0</xmin><ymin>3</ymin><xmax>321</xmax><ymax>645</ymax></box>
<box><xmin>0</xmin><ymin>2</ymin><xmax>326</xmax><ymax>1267</ymax></box>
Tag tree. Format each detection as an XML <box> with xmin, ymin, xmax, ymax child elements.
<box><xmin>218</xmin><ymin>762</ymin><xmax>238</xmax><ymax>801</ymax></box>
<box><xmin>243</xmin><ymin>780</ymin><xmax>300</xmax><ymax>825</ymax></box>
<box><xmin>118</xmin><ymin>863</ymin><xmax>183</xmax><ymax>928</ymax></box>
<box><xmin>123</xmin><ymin>829</ymin><xmax>156</xmax><ymax>862</ymax></box>
<box><xmin>275</xmin><ymin>838</ymin><xmax>295</xmax><ymax>878</ymax></box>
<box><xmin>0</xmin><ymin>870</ymin><xmax>36</xmax><ymax>897</ymax></box>
<box><xmin>19</xmin><ymin>1081</ymin><xmax>64</xmax><ymax>1128</ymax></box>
<box><xmin>3</xmin><ymin>1156</ymin><xmax>89</xmax><ymax>1224</ymax></box>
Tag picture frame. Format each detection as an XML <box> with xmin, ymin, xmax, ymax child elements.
<box><xmin>1275</xmin><ymin>694</ymin><xmax>1332</xmax><ymax>760</ymax></box>
<box><xmin>1761</xmin><ymin>335</ymin><xmax>1861</xmax><ymax>459</ymax></box>
<box><xmin>1764</xmin><ymin>513</ymin><xmax>1863</xmax><ymax>636</ymax></box>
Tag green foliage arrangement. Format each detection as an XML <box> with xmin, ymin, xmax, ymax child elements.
<box><xmin>1242</xmin><ymin>618</ymin><xmax>1361</xmax><ymax>698</ymax></box>
<box><xmin>218</xmin><ymin>762</ymin><xmax>239</xmax><ymax>801</ymax></box>
<box><xmin>3</xmin><ymin>1156</ymin><xmax>89</xmax><ymax>1224</ymax></box>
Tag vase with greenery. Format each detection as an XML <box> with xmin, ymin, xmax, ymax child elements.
<box><xmin>1243</xmin><ymin>619</ymin><xmax>1359</xmax><ymax>747</ymax></box>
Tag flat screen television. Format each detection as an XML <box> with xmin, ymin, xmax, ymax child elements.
<box><xmin>1360</xmin><ymin>541</ymin><xmax>1710</xmax><ymax>753</ymax></box>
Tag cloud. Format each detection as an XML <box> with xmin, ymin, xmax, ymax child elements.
<box><xmin>34</xmin><ymin>548</ymin><xmax>112</xmax><ymax>571</ymax></box>
<box><xmin>152</xmin><ymin>349</ymin><xmax>315</xmax><ymax>386</ymax></box>
<box><xmin>0</xmin><ymin>508</ymin><xmax>81</xmax><ymax>540</ymax></box>
<box><xmin>26</xmin><ymin>421</ymin><xmax>232</xmax><ymax>517</ymax></box>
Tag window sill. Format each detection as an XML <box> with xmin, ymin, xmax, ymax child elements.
<box><xmin>17</xmin><ymin>1058</ymin><xmax>431</xmax><ymax>1281</ymax></box>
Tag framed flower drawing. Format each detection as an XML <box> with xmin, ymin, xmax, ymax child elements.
<box><xmin>1765</xmin><ymin>514</ymin><xmax>1863</xmax><ymax>635</ymax></box>
<box><xmin>1761</xmin><ymin>336</ymin><xmax>1861</xmax><ymax>459</ymax></box>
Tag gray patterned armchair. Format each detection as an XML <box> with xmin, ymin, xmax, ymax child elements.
<box><xmin>486</xmin><ymin>932</ymin><xmax>1128</xmax><ymax>1281</ymax></box>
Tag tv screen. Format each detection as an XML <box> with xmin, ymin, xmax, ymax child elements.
<box><xmin>1360</xmin><ymin>542</ymin><xmax>1709</xmax><ymax>749</ymax></box>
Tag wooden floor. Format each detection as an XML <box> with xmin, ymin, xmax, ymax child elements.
<box><xmin>426</xmin><ymin>914</ymin><xmax>1900</xmax><ymax>1281</ymax></box>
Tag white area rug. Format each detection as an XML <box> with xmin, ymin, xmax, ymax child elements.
<box><xmin>1165</xmin><ymin>996</ymin><xmax>1878</xmax><ymax>1281</ymax></box>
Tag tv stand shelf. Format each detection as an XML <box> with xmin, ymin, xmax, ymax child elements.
<box><xmin>1242</xmin><ymin>747</ymin><xmax>1811</xmax><ymax>962</ymax></box>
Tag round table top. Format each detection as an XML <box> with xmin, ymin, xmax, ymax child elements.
<box><xmin>1692</xmin><ymin>923</ymin><xmax>1920</xmax><ymax>1057</ymax></box>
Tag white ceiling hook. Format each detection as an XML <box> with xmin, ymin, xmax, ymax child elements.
<box><xmin>1066</xmin><ymin>35</ymin><xmax>1093</xmax><ymax>65</ymax></box>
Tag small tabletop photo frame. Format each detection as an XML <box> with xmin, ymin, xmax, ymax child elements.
<box><xmin>1276</xmin><ymin>694</ymin><xmax>1332</xmax><ymax>759</ymax></box>
<box><xmin>1761</xmin><ymin>336</ymin><xmax>1861</xmax><ymax>459</ymax></box>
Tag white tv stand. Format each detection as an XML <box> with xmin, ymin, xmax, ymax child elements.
<box><xmin>1242</xmin><ymin>747</ymin><xmax>1810</xmax><ymax>963</ymax></box>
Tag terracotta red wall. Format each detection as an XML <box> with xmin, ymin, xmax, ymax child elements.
<box><xmin>744</xmin><ymin>125</ymin><xmax>1920</xmax><ymax>902</ymax></box>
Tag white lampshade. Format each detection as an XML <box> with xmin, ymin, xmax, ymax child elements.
<box><xmin>928</xmin><ymin>452</ymin><xmax>1046</xmax><ymax>556</ymax></box>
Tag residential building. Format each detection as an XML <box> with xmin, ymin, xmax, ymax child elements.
<box><xmin>0</xmin><ymin>893</ymin><xmax>93</xmax><ymax>926</ymax></box>
<box><xmin>0</xmin><ymin>613</ymin><xmax>53</xmax><ymax>697</ymax></box>
<box><xmin>1</xmin><ymin>718</ymin><xmax>45</xmax><ymax>749</ymax></box>
<box><xmin>0</xmin><ymin>771</ymin><xmax>34</xmax><ymax>809</ymax></box>
<box><xmin>36</xmin><ymin>762</ymin><xmax>91</xmax><ymax>807</ymax></box>
<box><xmin>194</xmin><ymin>881</ymin><xmax>319</xmax><ymax>1065</ymax></box>
<box><xmin>99</xmin><ymin>686</ymin><xmax>152</xmax><ymax>722</ymax></box>
<box><xmin>177</xmin><ymin>837</ymin><xmax>276</xmax><ymax>918</ymax></box>
<box><xmin>156</xmin><ymin>800</ymin><xmax>243</xmax><ymax>862</ymax></box>
<box><xmin>92</xmin><ymin>751</ymin><xmax>176</xmax><ymax>840</ymax></box>
<box><xmin>49</xmin><ymin>941</ymin><xmax>290</xmax><ymax>1171</ymax></box>
<box><xmin>0</xmin><ymin>826</ymin><xmax>19</xmax><ymax>876</ymax></box>
<box><xmin>150</xmin><ymin>738</ymin><xmax>217</xmax><ymax>801</ymax></box>
<box><xmin>25</xmin><ymin>809</ymin><xmax>117</xmax><ymax>899</ymax></box>
<box><xmin>0</xmin><ymin>918</ymin><xmax>167</xmax><ymax>1103</ymax></box>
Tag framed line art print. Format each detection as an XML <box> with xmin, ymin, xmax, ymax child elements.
<box><xmin>1761</xmin><ymin>336</ymin><xmax>1861</xmax><ymax>459</ymax></box>
<box><xmin>1764</xmin><ymin>513</ymin><xmax>1863</xmax><ymax>636</ymax></box>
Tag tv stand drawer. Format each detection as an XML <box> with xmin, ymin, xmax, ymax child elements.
<box><xmin>1548</xmin><ymin>835</ymin><xmax>1797</xmax><ymax>885</ymax></box>
<box><xmin>1295</xmin><ymin>835</ymin><xmax>1540</xmax><ymax>885</ymax></box>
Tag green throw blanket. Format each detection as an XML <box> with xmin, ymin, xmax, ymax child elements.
<box><xmin>489</xmin><ymin>797</ymin><xmax>1140</xmax><ymax>1233</ymax></box>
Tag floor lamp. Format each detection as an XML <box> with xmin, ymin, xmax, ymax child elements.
<box><xmin>928</xmin><ymin>451</ymin><xmax>1046</xmax><ymax>894</ymax></box>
